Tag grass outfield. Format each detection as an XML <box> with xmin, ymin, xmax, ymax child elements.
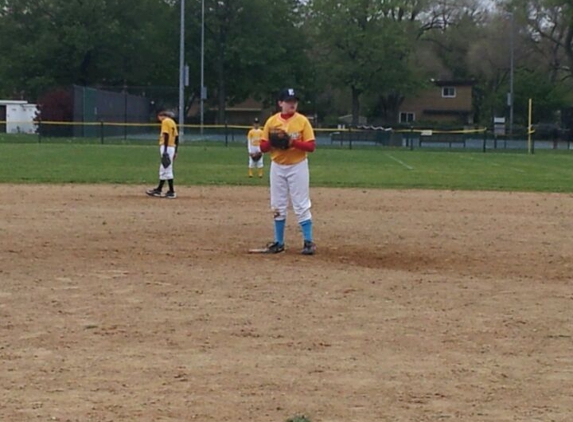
<box><xmin>0</xmin><ymin>142</ymin><xmax>572</xmax><ymax>192</ymax></box>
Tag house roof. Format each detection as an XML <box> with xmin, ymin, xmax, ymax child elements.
<box><xmin>208</xmin><ymin>107</ymin><xmax>261</xmax><ymax>111</ymax></box>
<box><xmin>207</xmin><ymin>97</ymin><xmax>266</xmax><ymax>112</ymax></box>
<box><xmin>0</xmin><ymin>100</ymin><xmax>29</xmax><ymax>105</ymax></box>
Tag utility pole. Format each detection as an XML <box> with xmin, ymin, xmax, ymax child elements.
<box><xmin>200</xmin><ymin>0</ymin><xmax>205</xmax><ymax>135</ymax></box>
<box><xmin>178</xmin><ymin>0</ymin><xmax>185</xmax><ymax>140</ymax></box>
<box><xmin>509</xmin><ymin>12</ymin><xmax>515</xmax><ymax>137</ymax></box>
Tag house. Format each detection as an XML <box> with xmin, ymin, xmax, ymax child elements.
<box><xmin>398</xmin><ymin>79</ymin><xmax>475</xmax><ymax>125</ymax></box>
<box><xmin>338</xmin><ymin>114</ymin><xmax>367</xmax><ymax>126</ymax></box>
<box><xmin>216</xmin><ymin>98</ymin><xmax>271</xmax><ymax>125</ymax></box>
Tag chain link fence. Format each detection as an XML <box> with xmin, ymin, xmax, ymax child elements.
<box><xmin>1</xmin><ymin>121</ymin><xmax>572</xmax><ymax>152</ymax></box>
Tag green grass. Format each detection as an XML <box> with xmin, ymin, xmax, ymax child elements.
<box><xmin>0</xmin><ymin>142</ymin><xmax>572</xmax><ymax>192</ymax></box>
<box><xmin>286</xmin><ymin>416</ymin><xmax>312</xmax><ymax>422</ymax></box>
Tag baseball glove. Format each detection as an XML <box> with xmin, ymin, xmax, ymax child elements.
<box><xmin>161</xmin><ymin>152</ymin><xmax>171</xmax><ymax>168</ymax></box>
<box><xmin>269</xmin><ymin>129</ymin><xmax>291</xmax><ymax>150</ymax></box>
<box><xmin>250</xmin><ymin>152</ymin><xmax>263</xmax><ymax>162</ymax></box>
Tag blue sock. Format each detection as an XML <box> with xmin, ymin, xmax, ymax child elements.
<box><xmin>300</xmin><ymin>219</ymin><xmax>313</xmax><ymax>242</ymax></box>
<box><xmin>274</xmin><ymin>219</ymin><xmax>285</xmax><ymax>245</ymax></box>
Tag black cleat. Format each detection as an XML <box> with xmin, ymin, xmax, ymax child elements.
<box><xmin>301</xmin><ymin>240</ymin><xmax>316</xmax><ymax>255</ymax></box>
<box><xmin>146</xmin><ymin>188</ymin><xmax>162</xmax><ymax>197</ymax></box>
<box><xmin>263</xmin><ymin>241</ymin><xmax>285</xmax><ymax>254</ymax></box>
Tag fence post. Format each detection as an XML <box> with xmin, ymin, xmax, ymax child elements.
<box><xmin>349</xmin><ymin>126</ymin><xmax>353</xmax><ymax>150</ymax></box>
<box><xmin>100</xmin><ymin>121</ymin><xmax>104</xmax><ymax>144</ymax></box>
<box><xmin>123</xmin><ymin>86</ymin><xmax>128</xmax><ymax>141</ymax></box>
<box><xmin>532</xmin><ymin>135</ymin><xmax>535</xmax><ymax>154</ymax></box>
<box><xmin>482</xmin><ymin>128</ymin><xmax>487</xmax><ymax>153</ymax></box>
<box><xmin>38</xmin><ymin>119</ymin><xmax>42</xmax><ymax>143</ymax></box>
<box><xmin>409</xmin><ymin>126</ymin><xmax>414</xmax><ymax>150</ymax></box>
<box><xmin>225</xmin><ymin>120</ymin><xmax>228</xmax><ymax>147</ymax></box>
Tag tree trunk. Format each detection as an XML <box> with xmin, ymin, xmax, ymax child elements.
<box><xmin>351</xmin><ymin>86</ymin><xmax>361</xmax><ymax>126</ymax></box>
<box><xmin>79</xmin><ymin>51</ymin><xmax>93</xmax><ymax>86</ymax></box>
<box><xmin>215</xmin><ymin>16</ymin><xmax>228</xmax><ymax>126</ymax></box>
<box><xmin>217</xmin><ymin>45</ymin><xmax>226</xmax><ymax>125</ymax></box>
<box><xmin>565</xmin><ymin>26</ymin><xmax>573</xmax><ymax>82</ymax></box>
<box><xmin>385</xmin><ymin>92</ymin><xmax>404</xmax><ymax>124</ymax></box>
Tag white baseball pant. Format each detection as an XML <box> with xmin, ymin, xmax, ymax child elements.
<box><xmin>248</xmin><ymin>146</ymin><xmax>263</xmax><ymax>168</ymax></box>
<box><xmin>270</xmin><ymin>158</ymin><xmax>311</xmax><ymax>223</ymax></box>
<box><xmin>249</xmin><ymin>155</ymin><xmax>264</xmax><ymax>168</ymax></box>
<box><xmin>159</xmin><ymin>146</ymin><xmax>176</xmax><ymax>180</ymax></box>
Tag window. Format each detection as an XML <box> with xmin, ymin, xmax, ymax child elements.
<box><xmin>442</xmin><ymin>87</ymin><xmax>456</xmax><ymax>98</ymax></box>
<box><xmin>400</xmin><ymin>112</ymin><xmax>415</xmax><ymax>123</ymax></box>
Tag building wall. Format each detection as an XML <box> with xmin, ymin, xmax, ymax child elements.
<box><xmin>399</xmin><ymin>84</ymin><xmax>473</xmax><ymax>124</ymax></box>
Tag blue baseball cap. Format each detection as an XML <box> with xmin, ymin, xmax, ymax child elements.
<box><xmin>278</xmin><ymin>88</ymin><xmax>299</xmax><ymax>102</ymax></box>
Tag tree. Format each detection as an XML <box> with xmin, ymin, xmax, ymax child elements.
<box><xmin>196</xmin><ymin>0</ymin><xmax>310</xmax><ymax>123</ymax></box>
<box><xmin>418</xmin><ymin>0</ymin><xmax>491</xmax><ymax>79</ymax></box>
<box><xmin>466</xmin><ymin>1</ymin><xmax>571</xmax><ymax>124</ymax></box>
<box><xmin>505</xmin><ymin>0</ymin><xmax>573</xmax><ymax>84</ymax></box>
<box><xmin>308</xmin><ymin>0</ymin><xmax>420</xmax><ymax>125</ymax></box>
<box><xmin>0</xmin><ymin>0</ymin><xmax>176</xmax><ymax>99</ymax></box>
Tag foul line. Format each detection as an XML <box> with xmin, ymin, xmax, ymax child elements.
<box><xmin>385</xmin><ymin>153</ymin><xmax>414</xmax><ymax>170</ymax></box>
<box><xmin>490</xmin><ymin>161</ymin><xmax>526</xmax><ymax>173</ymax></box>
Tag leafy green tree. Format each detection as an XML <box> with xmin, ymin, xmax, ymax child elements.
<box><xmin>514</xmin><ymin>68</ymin><xmax>567</xmax><ymax>123</ymax></box>
<box><xmin>308</xmin><ymin>0</ymin><xmax>432</xmax><ymax>125</ymax></box>
<box><xmin>0</xmin><ymin>0</ymin><xmax>176</xmax><ymax>99</ymax></box>
<box><xmin>193</xmin><ymin>0</ymin><xmax>310</xmax><ymax>123</ymax></box>
<box><xmin>465</xmin><ymin>2</ymin><xmax>571</xmax><ymax>125</ymax></box>
<box><xmin>505</xmin><ymin>0</ymin><xmax>573</xmax><ymax>84</ymax></box>
<box><xmin>418</xmin><ymin>1</ymin><xmax>491</xmax><ymax>79</ymax></box>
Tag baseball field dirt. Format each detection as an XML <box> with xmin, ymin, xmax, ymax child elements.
<box><xmin>1</xmin><ymin>184</ymin><xmax>572</xmax><ymax>421</ymax></box>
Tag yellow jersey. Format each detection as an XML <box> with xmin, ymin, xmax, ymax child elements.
<box><xmin>248</xmin><ymin>128</ymin><xmax>263</xmax><ymax>147</ymax></box>
<box><xmin>159</xmin><ymin>117</ymin><xmax>178</xmax><ymax>146</ymax></box>
<box><xmin>262</xmin><ymin>112</ymin><xmax>315</xmax><ymax>165</ymax></box>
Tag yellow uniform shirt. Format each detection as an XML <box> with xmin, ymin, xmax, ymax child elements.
<box><xmin>248</xmin><ymin>128</ymin><xmax>263</xmax><ymax>148</ymax></box>
<box><xmin>158</xmin><ymin>117</ymin><xmax>178</xmax><ymax>146</ymax></box>
<box><xmin>262</xmin><ymin>112</ymin><xmax>315</xmax><ymax>165</ymax></box>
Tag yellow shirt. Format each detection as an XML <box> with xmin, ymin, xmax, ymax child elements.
<box><xmin>262</xmin><ymin>112</ymin><xmax>315</xmax><ymax>165</ymax></box>
<box><xmin>158</xmin><ymin>117</ymin><xmax>178</xmax><ymax>146</ymax></box>
<box><xmin>248</xmin><ymin>128</ymin><xmax>263</xmax><ymax>147</ymax></box>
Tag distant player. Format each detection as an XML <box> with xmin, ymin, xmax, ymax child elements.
<box><xmin>146</xmin><ymin>110</ymin><xmax>178</xmax><ymax>199</ymax></box>
<box><xmin>247</xmin><ymin>117</ymin><xmax>264</xmax><ymax>178</ymax></box>
<box><xmin>254</xmin><ymin>88</ymin><xmax>316</xmax><ymax>255</ymax></box>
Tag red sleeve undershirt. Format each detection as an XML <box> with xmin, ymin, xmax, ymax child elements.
<box><xmin>292</xmin><ymin>139</ymin><xmax>316</xmax><ymax>152</ymax></box>
<box><xmin>260</xmin><ymin>139</ymin><xmax>316</xmax><ymax>153</ymax></box>
<box><xmin>260</xmin><ymin>139</ymin><xmax>271</xmax><ymax>152</ymax></box>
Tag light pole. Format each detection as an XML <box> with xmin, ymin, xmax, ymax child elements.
<box><xmin>509</xmin><ymin>11</ymin><xmax>514</xmax><ymax>137</ymax></box>
<box><xmin>178</xmin><ymin>0</ymin><xmax>185</xmax><ymax>140</ymax></box>
<box><xmin>200</xmin><ymin>0</ymin><xmax>205</xmax><ymax>135</ymax></box>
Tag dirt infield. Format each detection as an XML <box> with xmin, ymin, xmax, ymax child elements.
<box><xmin>1</xmin><ymin>184</ymin><xmax>572</xmax><ymax>422</ymax></box>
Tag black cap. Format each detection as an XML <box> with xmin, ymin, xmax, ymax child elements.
<box><xmin>253</xmin><ymin>117</ymin><xmax>259</xmax><ymax>123</ymax></box>
<box><xmin>278</xmin><ymin>88</ymin><xmax>299</xmax><ymax>102</ymax></box>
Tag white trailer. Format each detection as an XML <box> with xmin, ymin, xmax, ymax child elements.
<box><xmin>0</xmin><ymin>100</ymin><xmax>39</xmax><ymax>134</ymax></box>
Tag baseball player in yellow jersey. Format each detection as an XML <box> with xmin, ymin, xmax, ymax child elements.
<box><xmin>146</xmin><ymin>111</ymin><xmax>179</xmax><ymax>199</ymax></box>
<box><xmin>247</xmin><ymin>117</ymin><xmax>264</xmax><ymax>178</ymax></box>
<box><xmin>256</xmin><ymin>88</ymin><xmax>316</xmax><ymax>255</ymax></box>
